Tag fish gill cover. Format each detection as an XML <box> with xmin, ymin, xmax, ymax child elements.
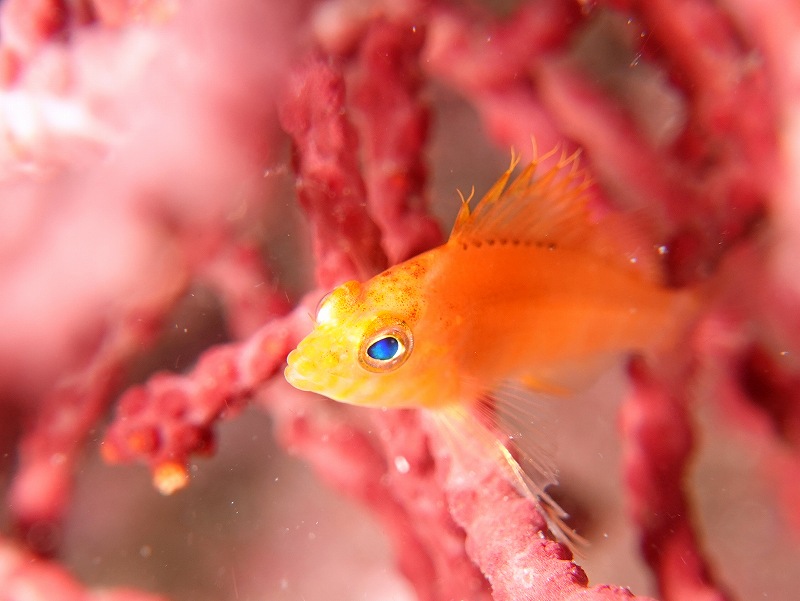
<box><xmin>0</xmin><ymin>1</ymin><xmax>797</xmax><ymax>601</ymax></box>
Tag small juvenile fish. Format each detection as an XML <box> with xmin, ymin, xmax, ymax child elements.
<box><xmin>285</xmin><ymin>149</ymin><xmax>697</xmax><ymax>545</ymax></box>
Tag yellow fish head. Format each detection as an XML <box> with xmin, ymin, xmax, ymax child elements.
<box><xmin>285</xmin><ymin>258</ymin><xmax>457</xmax><ymax>409</ymax></box>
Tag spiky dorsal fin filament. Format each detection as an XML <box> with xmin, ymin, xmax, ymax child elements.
<box><xmin>449</xmin><ymin>146</ymin><xmax>588</xmax><ymax>245</ymax></box>
<box><xmin>452</xmin><ymin>186</ymin><xmax>476</xmax><ymax>233</ymax></box>
<box><xmin>451</xmin><ymin>150</ymin><xmax>521</xmax><ymax>235</ymax></box>
<box><xmin>449</xmin><ymin>145</ymin><xmax>662</xmax><ymax>284</ymax></box>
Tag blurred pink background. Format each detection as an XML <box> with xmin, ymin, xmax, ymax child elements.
<box><xmin>1</xmin><ymin>1</ymin><xmax>799</xmax><ymax>600</ymax></box>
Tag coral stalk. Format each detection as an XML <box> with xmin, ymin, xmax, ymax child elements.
<box><xmin>622</xmin><ymin>359</ymin><xmax>730</xmax><ymax>601</ymax></box>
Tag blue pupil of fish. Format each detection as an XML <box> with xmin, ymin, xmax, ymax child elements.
<box><xmin>366</xmin><ymin>336</ymin><xmax>401</xmax><ymax>361</ymax></box>
<box><xmin>359</xmin><ymin>320</ymin><xmax>413</xmax><ymax>373</ymax></box>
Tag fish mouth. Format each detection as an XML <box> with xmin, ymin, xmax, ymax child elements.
<box><xmin>284</xmin><ymin>349</ymin><xmax>312</xmax><ymax>391</ymax></box>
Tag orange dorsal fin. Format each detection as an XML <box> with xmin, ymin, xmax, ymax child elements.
<box><xmin>449</xmin><ymin>147</ymin><xmax>663</xmax><ymax>284</ymax></box>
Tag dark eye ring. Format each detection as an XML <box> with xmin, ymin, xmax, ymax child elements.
<box><xmin>359</xmin><ymin>320</ymin><xmax>413</xmax><ymax>373</ymax></box>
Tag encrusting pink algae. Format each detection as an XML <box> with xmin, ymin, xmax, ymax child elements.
<box><xmin>0</xmin><ymin>1</ymin><xmax>798</xmax><ymax>600</ymax></box>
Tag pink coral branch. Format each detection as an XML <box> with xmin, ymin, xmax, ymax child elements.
<box><xmin>264</xmin><ymin>388</ymin><xmax>492</xmax><ymax>601</ymax></box>
<box><xmin>607</xmin><ymin>0</ymin><xmax>777</xmax><ymax>191</ymax></box>
<box><xmin>621</xmin><ymin>358</ymin><xmax>730</xmax><ymax>601</ymax></box>
<box><xmin>7</xmin><ymin>263</ymin><xmax>190</xmax><ymax>550</ymax></box>
<box><xmin>10</xmin><ymin>341</ymin><xmax>128</xmax><ymax>553</ymax></box>
<box><xmin>695</xmin><ymin>306</ymin><xmax>800</xmax><ymax>536</ymax></box>
<box><xmin>349</xmin><ymin>18</ymin><xmax>443</xmax><ymax>263</ymax></box>
<box><xmin>279</xmin><ymin>52</ymin><xmax>388</xmax><ymax>289</ymax></box>
<box><xmin>431</xmin><ymin>418</ymin><xmax>655</xmax><ymax>601</ymax></box>
<box><xmin>424</xmin><ymin>0</ymin><xmax>584</xmax><ymax>157</ymax></box>
<box><xmin>532</xmin><ymin>59</ymin><xmax>717</xmax><ymax>285</ymax></box>
<box><xmin>368</xmin><ymin>409</ymin><xmax>491</xmax><ymax>600</ymax></box>
<box><xmin>736</xmin><ymin>345</ymin><xmax>800</xmax><ymax>534</ymax></box>
<box><xmin>724</xmin><ymin>0</ymin><xmax>800</xmax><ymax>299</ymax></box>
<box><xmin>0</xmin><ymin>535</ymin><xmax>168</xmax><ymax>601</ymax></box>
<box><xmin>102</xmin><ymin>302</ymin><xmax>311</xmax><ymax>493</ymax></box>
<box><xmin>534</xmin><ymin>60</ymin><xmax>689</xmax><ymax>220</ymax></box>
<box><xmin>596</xmin><ymin>1</ymin><xmax>775</xmax><ymax>251</ymax></box>
<box><xmin>196</xmin><ymin>241</ymin><xmax>291</xmax><ymax>339</ymax></box>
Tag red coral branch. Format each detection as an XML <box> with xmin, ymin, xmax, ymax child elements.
<box><xmin>102</xmin><ymin>302</ymin><xmax>310</xmax><ymax>493</ymax></box>
<box><xmin>593</xmin><ymin>0</ymin><xmax>776</xmax><ymax>278</ymax></box>
<box><xmin>349</xmin><ymin>18</ymin><xmax>443</xmax><ymax>263</ymax></box>
<box><xmin>695</xmin><ymin>304</ymin><xmax>800</xmax><ymax>537</ymax></box>
<box><xmin>424</xmin><ymin>0</ymin><xmax>585</xmax><ymax>156</ymax></box>
<box><xmin>0</xmin><ymin>0</ymin><xmax>69</xmax><ymax>60</ymax></box>
<box><xmin>621</xmin><ymin>359</ymin><xmax>730</xmax><ymax>601</ymax></box>
<box><xmin>196</xmin><ymin>241</ymin><xmax>291</xmax><ymax>339</ymax></box>
<box><xmin>737</xmin><ymin>345</ymin><xmax>800</xmax><ymax>534</ymax></box>
<box><xmin>278</xmin><ymin>52</ymin><xmax>388</xmax><ymax>288</ymax></box>
<box><xmin>368</xmin><ymin>409</ymin><xmax>491</xmax><ymax>600</ymax></box>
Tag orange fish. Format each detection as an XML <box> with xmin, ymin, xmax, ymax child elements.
<box><xmin>284</xmin><ymin>149</ymin><xmax>698</xmax><ymax>545</ymax></box>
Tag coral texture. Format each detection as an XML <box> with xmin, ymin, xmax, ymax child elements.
<box><xmin>0</xmin><ymin>1</ymin><xmax>798</xmax><ymax>600</ymax></box>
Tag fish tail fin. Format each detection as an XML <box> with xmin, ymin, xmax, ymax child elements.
<box><xmin>427</xmin><ymin>400</ymin><xmax>587</xmax><ymax>554</ymax></box>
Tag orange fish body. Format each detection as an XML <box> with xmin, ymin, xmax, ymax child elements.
<box><xmin>285</xmin><ymin>150</ymin><xmax>698</xmax><ymax>544</ymax></box>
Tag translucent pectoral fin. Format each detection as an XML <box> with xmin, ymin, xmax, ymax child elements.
<box><xmin>520</xmin><ymin>353</ymin><xmax>621</xmax><ymax>397</ymax></box>
<box><xmin>429</xmin><ymin>385</ymin><xmax>587</xmax><ymax>552</ymax></box>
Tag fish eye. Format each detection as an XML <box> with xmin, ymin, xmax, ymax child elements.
<box><xmin>359</xmin><ymin>319</ymin><xmax>413</xmax><ymax>373</ymax></box>
<box><xmin>366</xmin><ymin>336</ymin><xmax>402</xmax><ymax>361</ymax></box>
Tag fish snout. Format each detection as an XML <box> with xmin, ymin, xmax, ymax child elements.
<box><xmin>284</xmin><ymin>339</ymin><xmax>351</xmax><ymax>399</ymax></box>
<box><xmin>284</xmin><ymin>348</ymin><xmax>311</xmax><ymax>390</ymax></box>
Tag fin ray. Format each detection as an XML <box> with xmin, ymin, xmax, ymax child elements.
<box><xmin>449</xmin><ymin>148</ymin><xmax>591</xmax><ymax>248</ymax></box>
<box><xmin>449</xmin><ymin>146</ymin><xmax>663</xmax><ymax>284</ymax></box>
<box><xmin>428</xmin><ymin>389</ymin><xmax>587</xmax><ymax>551</ymax></box>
